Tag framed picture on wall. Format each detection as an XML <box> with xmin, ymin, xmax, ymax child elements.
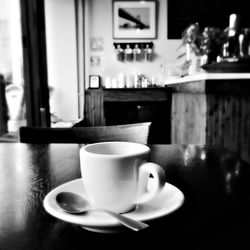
<box><xmin>89</xmin><ymin>75</ymin><xmax>100</xmax><ymax>89</ymax></box>
<box><xmin>113</xmin><ymin>1</ymin><xmax>156</xmax><ymax>39</ymax></box>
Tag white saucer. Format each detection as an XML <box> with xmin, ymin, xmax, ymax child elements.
<box><xmin>43</xmin><ymin>178</ymin><xmax>184</xmax><ymax>233</ymax></box>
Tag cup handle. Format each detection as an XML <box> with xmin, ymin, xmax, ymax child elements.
<box><xmin>137</xmin><ymin>162</ymin><xmax>165</xmax><ymax>204</ymax></box>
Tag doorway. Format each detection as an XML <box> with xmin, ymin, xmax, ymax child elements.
<box><xmin>0</xmin><ymin>0</ymin><xmax>85</xmax><ymax>141</ymax></box>
<box><xmin>0</xmin><ymin>0</ymin><xmax>26</xmax><ymax>141</ymax></box>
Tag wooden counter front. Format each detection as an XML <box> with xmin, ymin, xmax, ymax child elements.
<box><xmin>166</xmin><ymin>74</ymin><xmax>250</xmax><ymax>163</ymax></box>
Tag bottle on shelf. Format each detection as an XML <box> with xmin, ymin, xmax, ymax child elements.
<box><xmin>221</xmin><ymin>13</ymin><xmax>239</xmax><ymax>60</ymax></box>
<box><xmin>238</xmin><ymin>28</ymin><xmax>250</xmax><ymax>58</ymax></box>
<box><xmin>124</xmin><ymin>44</ymin><xmax>133</xmax><ymax>61</ymax></box>
<box><xmin>115</xmin><ymin>44</ymin><xmax>124</xmax><ymax>61</ymax></box>
<box><xmin>144</xmin><ymin>44</ymin><xmax>153</xmax><ymax>61</ymax></box>
<box><xmin>133</xmin><ymin>44</ymin><xmax>142</xmax><ymax>61</ymax></box>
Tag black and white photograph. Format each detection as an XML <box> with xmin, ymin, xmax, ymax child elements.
<box><xmin>1</xmin><ymin>0</ymin><xmax>250</xmax><ymax>249</ymax></box>
<box><xmin>113</xmin><ymin>1</ymin><xmax>156</xmax><ymax>39</ymax></box>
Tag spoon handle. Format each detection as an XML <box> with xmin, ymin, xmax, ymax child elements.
<box><xmin>99</xmin><ymin>209</ymin><xmax>149</xmax><ymax>231</ymax></box>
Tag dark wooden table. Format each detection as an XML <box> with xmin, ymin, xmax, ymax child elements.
<box><xmin>0</xmin><ymin>143</ymin><xmax>250</xmax><ymax>250</ymax></box>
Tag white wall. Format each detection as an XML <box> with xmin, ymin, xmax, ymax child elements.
<box><xmin>85</xmin><ymin>0</ymin><xmax>181</xmax><ymax>88</ymax></box>
<box><xmin>43</xmin><ymin>0</ymin><xmax>182</xmax><ymax>121</ymax></box>
<box><xmin>0</xmin><ymin>0</ymin><xmax>23</xmax><ymax>85</ymax></box>
<box><xmin>0</xmin><ymin>0</ymin><xmax>11</xmax><ymax>78</ymax></box>
<box><xmin>45</xmin><ymin>0</ymin><xmax>79</xmax><ymax>122</ymax></box>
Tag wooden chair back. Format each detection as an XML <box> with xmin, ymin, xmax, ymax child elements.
<box><xmin>19</xmin><ymin>122</ymin><xmax>152</xmax><ymax>144</ymax></box>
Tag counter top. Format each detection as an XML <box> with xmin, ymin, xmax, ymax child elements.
<box><xmin>165</xmin><ymin>73</ymin><xmax>250</xmax><ymax>85</ymax></box>
<box><xmin>165</xmin><ymin>73</ymin><xmax>250</xmax><ymax>94</ymax></box>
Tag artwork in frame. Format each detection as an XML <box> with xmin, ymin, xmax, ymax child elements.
<box><xmin>113</xmin><ymin>1</ymin><xmax>156</xmax><ymax>39</ymax></box>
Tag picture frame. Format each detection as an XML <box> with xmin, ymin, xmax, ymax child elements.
<box><xmin>113</xmin><ymin>1</ymin><xmax>156</xmax><ymax>39</ymax></box>
<box><xmin>89</xmin><ymin>75</ymin><xmax>100</xmax><ymax>89</ymax></box>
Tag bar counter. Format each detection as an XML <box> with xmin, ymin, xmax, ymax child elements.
<box><xmin>165</xmin><ymin>73</ymin><xmax>250</xmax><ymax>163</ymax></box>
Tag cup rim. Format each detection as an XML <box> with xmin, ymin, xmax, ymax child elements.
<box><xmin>80</xmin><ymin>141</ymin><xmax>150</xmax><ymax>158</ymax></box>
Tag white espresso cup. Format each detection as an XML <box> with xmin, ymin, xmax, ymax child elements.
<box><xmin>80</xmin><ymin>141</ymin><xmax>165</xmax><ymax>214</ymax></box>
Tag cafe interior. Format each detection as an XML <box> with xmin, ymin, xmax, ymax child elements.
<box><xmin>1</xmin><ymin>0</ymin><xmax>250</xmax><ymax>249</ymax></box>
<box><xmin>1</xmin><ymin>0</ymin><xmax>250</xmax><ymax>154</ymax></box>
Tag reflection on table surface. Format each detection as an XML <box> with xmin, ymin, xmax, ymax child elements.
<box><xmin>0</xmin><ymin>143</ymin><xmax>249</xmax><ymax>250</ymax></box>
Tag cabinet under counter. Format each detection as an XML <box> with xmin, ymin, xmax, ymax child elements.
<box><xmin>85</xmin><ymin>88</ymin><xmax>172</xmax><ymax>143</ymax></box>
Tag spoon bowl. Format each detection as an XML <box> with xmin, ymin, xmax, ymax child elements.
<box><xmin>56</xmin><ymin>192</ymin><xmax>90</xmax><ymax>214</ymax></box>
<box><xmin>56</xmin><ymin>192</ymin><xmax>149</xmax><ymax>231</ymax></box>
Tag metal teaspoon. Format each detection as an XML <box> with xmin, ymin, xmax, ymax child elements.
<box><xmin>56</xmin><ymin>192</ymin><xmax>149</xmax><ymax>231</ymax></box>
